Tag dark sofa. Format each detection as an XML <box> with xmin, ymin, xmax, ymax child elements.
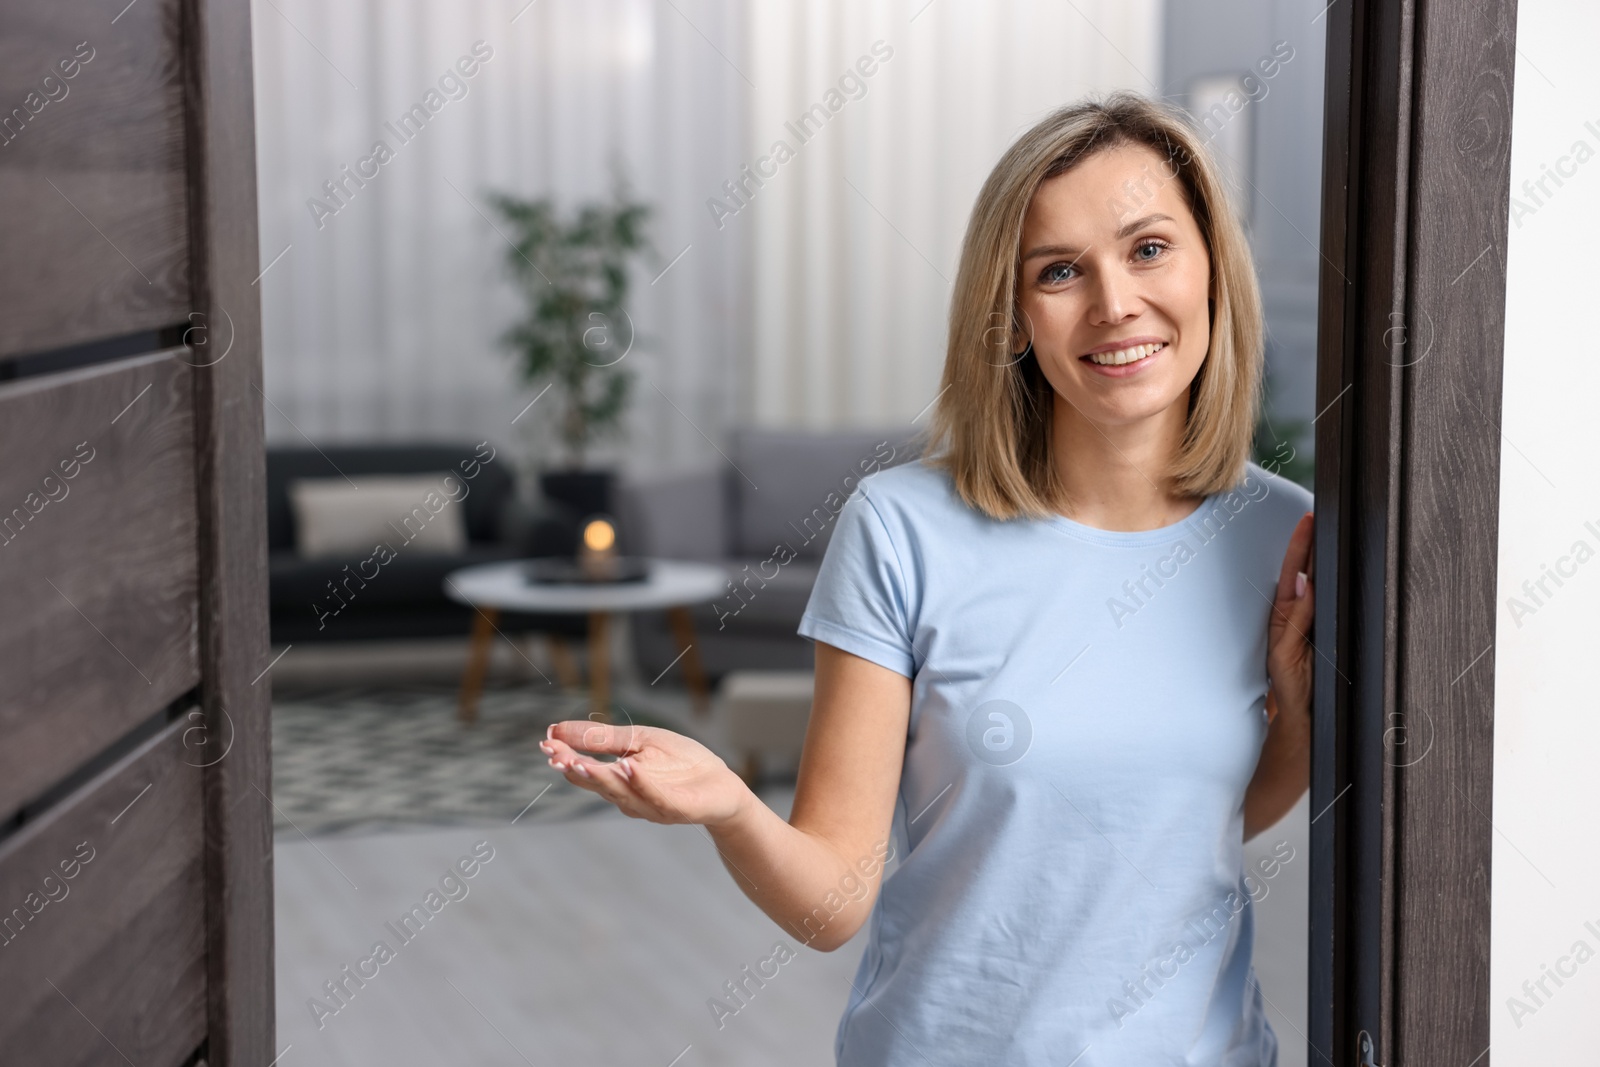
<box><xmin>266</xmin><ymin>442</ymin><xmax>586</xmax><ymax>645</ymax></box>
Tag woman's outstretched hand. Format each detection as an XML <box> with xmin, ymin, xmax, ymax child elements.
<box><xmin>1266</xmin><ymin>511</ymin><xmax>1315</xmax><ymax>725</ymax></box>
<box><xmin>539</xmin><ymin>719</ymin><xmax>752</xmax><ymax>828</ymax></box>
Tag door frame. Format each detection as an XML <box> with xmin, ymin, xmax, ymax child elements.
<box><xmin>184</xmin><ymin>0</ymin><xmax>275</xmax><ymax>1059</ymax></box>
<box><xmin>1310</xmin><ymin>0</ymin><xmax>1518</xmax><ymax>1062</ymax></box>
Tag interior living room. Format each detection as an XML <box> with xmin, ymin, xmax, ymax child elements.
<box><xmin>248</xmin><ymin>1</ymin><xmax>1326</xmax><ymax>1063</ymax></box>
<box><xmin>11</xmin><ymin>0</ymin><xmax>1593</xmax><ymax>1059</ymax></box>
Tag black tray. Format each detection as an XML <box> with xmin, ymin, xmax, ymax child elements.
<box><xmin>522</xmin><ymin>556</ymin><xmax>651</xmax><ymax>585</ymax></box>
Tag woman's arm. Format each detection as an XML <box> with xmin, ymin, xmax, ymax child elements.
<box><xmin>1243</xmin><ymin>511</ymin><xmax>1315</xmax><ymax>840</ymax></box>
<box><xmin>540</xmin><ymin>640</ymin><xmax>911</xmax><ymax>952</ymax></box>
<box><xmin>1243</xmin><ymin>686</ymin><xmax>1312</xmax><ymax>839</ymax></box>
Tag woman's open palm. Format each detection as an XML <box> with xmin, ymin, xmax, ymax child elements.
<box><xmin>539</xmin><ymin>719</ymin><xmax>748</xmax><ymax>828</ymax></box>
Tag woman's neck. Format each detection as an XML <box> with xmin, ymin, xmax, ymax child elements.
<box><xmin>1048</xmin><ymin>390</ymin><xmax>1202</xmax><ymax>532</ymax></box>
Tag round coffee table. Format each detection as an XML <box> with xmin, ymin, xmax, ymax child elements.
<box><xmin>442</xmin><ymin>558</ymin><xmax>728</xmax><ymax>723</ymax></box>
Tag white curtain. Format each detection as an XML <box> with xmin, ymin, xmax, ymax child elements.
<box><xmin>745</xmin><ymin>0</ymin><xmax>1162</xmax><ymax>428</ymax></box>
<box><xmin>252</xmin><ymin>0</ymin><xmax>750</xmax><ymax>480</ymax></box>
<box><xmin>251</xmin><ymin>0</ymin><xmax>1160</xmax><ymax>477</ymax></box>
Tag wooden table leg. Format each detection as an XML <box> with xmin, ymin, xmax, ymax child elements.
<box><xmin>588</xmin><ymin>610</ymin><xmax>611</xmax><ymax>723</ymax></box>
<box><xmin>666</xmin><ymin>605</ymin><xmax>711</xmax><ymax>717</ymax></box>
<box><xmin>459</xmin><ymin>606</ymin><xmax>500</xmax><ymax>724</ymax></box>
<box><xmin>739</xmin><ymin>752</ymin><xmax>761</xmax><ymax>790</ymax></box>
<box><xmin>547</xmin><ymin>633</ymin><xmax>581</xmax><ymax>689</ymax></box>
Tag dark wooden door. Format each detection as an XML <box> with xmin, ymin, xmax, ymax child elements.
<box><xmin>1311</xmin><ymin>0</ymin><xmax>1517</xmax><ymax>1062</ymax></box>
<box><xmin>0</xmin><ymin>0</ymin><xmax>273</xmax><ymax>1063</ymax></box>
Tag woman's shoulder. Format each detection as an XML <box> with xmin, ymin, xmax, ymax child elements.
<box><xmin>1233</xmin><ymin>460</ymin><xmax>1314</xmax><ymax>536</ymax></box>
<box><xmin>852</xmin><ymin>455</ymin><xmax>967</xmax><ymax>522</ymax></box>
<box><xmin>833</xmin><ymin>457</ymin><xmax>986</xmax><ymax>563</ymax></box>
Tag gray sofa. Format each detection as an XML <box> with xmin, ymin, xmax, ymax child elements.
<box><xmin>618</xmin><ymin>427</ymin><xmax>923</xmax><ymax>685</ymax></box>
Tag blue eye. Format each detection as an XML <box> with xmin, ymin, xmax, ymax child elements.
<box><xmin>1039</xmin><ymin>262</ymin><xmax>1076</xmax><ymax>285</ymax></box>
<box><xmin>1037</xmin><ymin>239</ymin><xmax>1171</xmax><ymax>286</ymax></box>
<box><xmin>1134</xmin><ymin>239</ymin><xmax>1170</xmax><ymax>261</ymax></box>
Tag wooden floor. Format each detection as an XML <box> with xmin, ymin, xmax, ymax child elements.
<box><xmin>273</xmin><ymin>782</ymin><xmax>862</xmax><ymax>1067</ymax></box>
<box><xmin>275</xmin><ymin>794</ymin><xmax>1310</xmax><ymax>1067</ymax></box>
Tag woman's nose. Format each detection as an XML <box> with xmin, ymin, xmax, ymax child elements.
<box><xmin>1088</xmin><ymin>268</ymin><xmax>1140</xmax><ymax>323</ymax></box>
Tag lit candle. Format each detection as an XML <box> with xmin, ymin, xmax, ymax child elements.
<box><xmin>577</xmin><ymin>514</ymin><xmax>618</xmax><ymax>580</ymax></box>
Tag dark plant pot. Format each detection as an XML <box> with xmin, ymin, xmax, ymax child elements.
<box><xmin>539</xmin><ymin>468</ymin><xmax>616</xmax><ymax>524</ymax></box>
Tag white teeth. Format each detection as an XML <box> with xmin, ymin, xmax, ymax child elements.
<box><xmin>1087</xmin><ymin>342</ymin><xmax>1165</xmax><ymax>366</ymax></box>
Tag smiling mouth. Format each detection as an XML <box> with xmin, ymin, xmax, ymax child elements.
<box><xmin>1081</xmin><ymin>341</ymin><xmax>1167</xmax><ymax>367</ymax></box>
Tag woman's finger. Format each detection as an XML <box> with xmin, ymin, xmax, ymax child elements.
<box><xmin>1274</xmin><ymin>513</ymin><xmax>1314</xmax><ymax>605</ymax></box>
<box><xmin>543</xmin><ymin>740</ymin><xmax>641</xmax><ymax>806</ymax></box>
<box><xmin>542</xmin><ymin>736</ymin><xmax>629</xmax><ymax>777</ymax></box>
<box><xmin>544</xmin><ymin>736</ymin><xmax>640</xmax><ymax>780</ymax></box>
<box><xmin>1290</xmin><ymin>573</ymin><xmax>1315</xmax><ymax>634</ymax></box>
<box><xmin>541</xmin><ymin>736</ymin><xmax>587</xmax><ymax>765</ymax></box>
<box><xmin>541</xmin><ymin>736</ymin><xmax>600</xmax><ymax>773</ymax></box>
<box><xmin>1270</xmin><ymin>574</ymin><xmax>1316</xmax><ymax>677</ymax></box>
<box><xmin>548</xmin><ymin>719</ymin><xmax>648</xmax><ymax>758</ymax></box>
<box><xmin>543</xmin><ymin>738</ymin><xmax>670</xmax><ymax>819</ymax></box>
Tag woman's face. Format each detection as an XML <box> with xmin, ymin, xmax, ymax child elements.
<box><xmin>1013</xmin><ymin>142</ymin><xmax>1214</xmax><ymax>432</ymax></box>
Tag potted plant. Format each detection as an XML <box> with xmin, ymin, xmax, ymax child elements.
<box><xmin>487</xmin><ymin>176</ymin><xmax>654</xmax><ymax>524</ymax></box>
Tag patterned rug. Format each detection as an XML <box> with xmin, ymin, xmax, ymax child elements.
<box><xmin>270</xmin><ymin>681</ymin><xmax>691</xmax><ymax>838</ymax></box>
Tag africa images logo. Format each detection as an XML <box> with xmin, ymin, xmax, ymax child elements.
<box><xmin>965</xmin><ymin>699</ymin><xmax>1032</xmax><ymax>767</ymax></box>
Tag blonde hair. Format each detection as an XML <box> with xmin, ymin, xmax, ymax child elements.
<box><xmin>913</xmin><ymin>90</ymin><xmax>1264</xmax><ymax>521</ymax></box>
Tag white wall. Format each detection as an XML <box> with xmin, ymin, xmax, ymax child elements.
<box><xmin>1160</xmin><ymin>0</ymin><xmax>1327</xmax><ymax>433</ymax></box>
<box><xmin>1490</xmin><ymin>0</ymin><xmax>1600</xmax><ymax>1058</ymax></box>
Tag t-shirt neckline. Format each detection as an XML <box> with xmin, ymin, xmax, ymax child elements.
<box><xmin>1041</xmin><ymin>490</ymin><xmax>1225</xmax><ymax>547</ymax></box>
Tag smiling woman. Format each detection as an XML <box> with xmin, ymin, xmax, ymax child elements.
<box><xmin>541</xmin><ymin>91</ymin><xmax>1314</xmax><ymax>1066</ymax></box>
<box><xmin>937</xmin><ymin>98</ymin><xmax>1264</xmax><ymax>525</ymax></box>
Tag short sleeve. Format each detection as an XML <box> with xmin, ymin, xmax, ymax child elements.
<box><xmin>797</xmin><ymin>485</ymin><xmax>916</xmax><ymax>678</ymax></box>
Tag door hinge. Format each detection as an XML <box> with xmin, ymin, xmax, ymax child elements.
<box><xmin>1357</xmin><ymin>1030</ymin><xmax>1384</xmax><ymax>1067</ymax></box>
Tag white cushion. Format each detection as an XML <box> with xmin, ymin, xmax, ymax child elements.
<box><xmin>288</xmin><ymin>473</ymin><xmax>469</xmax><ymax>558</ymax></box>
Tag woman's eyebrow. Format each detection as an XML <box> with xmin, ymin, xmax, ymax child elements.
<box><xmin>1020</xmin><ymin>213</ymin><xmax>1175</xmax><ymax>261</ymax></box>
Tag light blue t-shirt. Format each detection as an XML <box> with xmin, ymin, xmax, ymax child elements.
<box><xmin>797</xmin><ymin>456</ymin><xmax>1313</xmax><ymax>1066</ymax></box>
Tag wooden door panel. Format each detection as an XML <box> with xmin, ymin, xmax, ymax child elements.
<box><xmin>0</xmin><ymin>0</ymin><xmax>190</xmax><ymax>359</ymax></box>
<box><xmin>0</xmin><ymin>717</ymin><xmax>207</xmax><ymax>1066</ymax></box>
<box><xmin>0</xmin><ymin>0</ymin><xmax>277</xmax><ymax>1059</ymax></box>
<box><xmin>0</xmin><ymin>351</ymin><xmax>200</xmax><ymax>819</ymax></box>
<box><xmin>1311</xmin><ymin>0</ymin><xmax>1515</xmax><ymax>1058</ymax></box>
